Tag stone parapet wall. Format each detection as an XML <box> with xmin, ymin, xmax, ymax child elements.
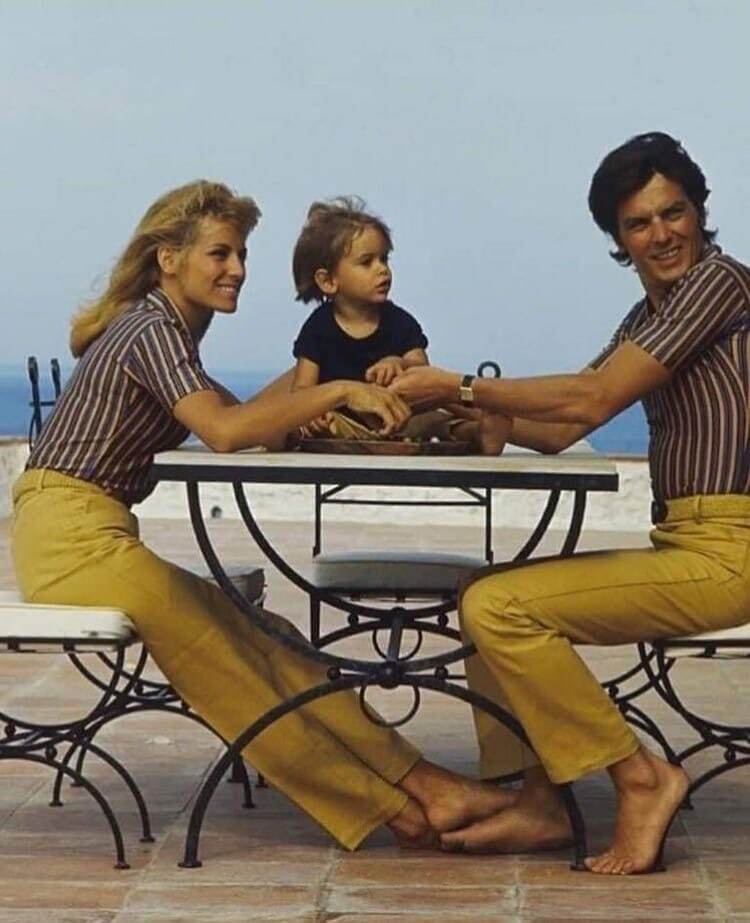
<box><xmin>0</xmin><ymin>440</ymin><xmax>652</xmax><ymax>532</ymax></box>
<box><xmin>135</xmin><ymin>456</ymin><xmax>653</xmax><ymax>533</ymax></box>
<box><xmin>0</xmin><ymin>439</ymin><xmax>28</xmax><ymax>518</ymax></box>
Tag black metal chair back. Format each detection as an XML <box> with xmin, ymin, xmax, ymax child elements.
<box><xmin>27</xmin><ymin>356</ymin><xmax>62</xmax><ymax>449</ymax></box>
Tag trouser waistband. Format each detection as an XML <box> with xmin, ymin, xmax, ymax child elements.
<box><xmin>652</xmin><ymin>494</ymin><xmax>750</xmax><ymax>525</ymax></box>
<box><xmin>13</xmin><ymin>468</ymin><xmax>114</xmax><ymax>504</ymax></box>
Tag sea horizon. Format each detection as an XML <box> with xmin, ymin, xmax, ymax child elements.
<box><xmin>0</xmin><ymin>364</ymin><xmax>649</xmax><ymax>454</ymax></box>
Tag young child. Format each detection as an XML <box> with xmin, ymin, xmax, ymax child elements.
<box><xmin>291</xmin><ymin>197</ymin><xmax>510</xmax><ymax>453</ymax></box>
<box><xmin>292</xmin><ymin>197</ymin><xmax>427</xmax><ymax>390</ymax></box>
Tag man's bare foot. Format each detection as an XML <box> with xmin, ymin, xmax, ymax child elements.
<box><xmin>478</xmin><ymin>411</ymin><xmax>512</xmax><ymax>455</ymax></box>
<box><xmin>440</xmin><ymin>775</ymin><xmax>572</xmax><ymax>854</ymax></box>
<box><xmin>388</xmin><ymin>797</ymin><xmax>439</xmax><ymax>849</ymax></box>
<box><xmin>400</xmin><ymin>759</ymin><xmax>518</xmax><ymax>834</ymax></box>
<box><xmin>585</xmin><ymin>748</ymin><xmax>689</xmax><ymax>875</ymax></box>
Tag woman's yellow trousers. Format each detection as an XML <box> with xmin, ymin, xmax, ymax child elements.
<box><xmin>460</xmin><ymin>494</ymin><xmax>750</xmax><ymax>783</ymax></box>
<box><xmin>11</xmin><ymin>469</ymin><xmax>420</xmax><ymax>849</ymax></box>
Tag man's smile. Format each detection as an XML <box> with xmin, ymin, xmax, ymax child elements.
<box><xmin>651</xmin><ymin>246</ymin><xmax>681</xmax><ymax>263</ymax></box>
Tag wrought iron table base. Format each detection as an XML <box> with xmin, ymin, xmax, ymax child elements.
<box><xmin>178</xmin><ymin>480</ymin><xmax>592</xmax><ymax>871</ymax></box>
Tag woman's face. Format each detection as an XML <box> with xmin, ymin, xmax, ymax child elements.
<box><xmin>162</xmin><ymin>217</ymin><xmax>248</xmax><ymax>316</ymax></box>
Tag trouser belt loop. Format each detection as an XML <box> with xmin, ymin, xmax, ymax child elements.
<box><xmin>694</xmin><ymin>496</ymin><xmax>703</xmax><ymax>523</ymax></box>
<box><xmin>651</xmin><ymin>499</ymin><xmax>667</xmax><ymax>525</ymax></box>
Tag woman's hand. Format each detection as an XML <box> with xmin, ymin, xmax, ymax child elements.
<box><xmin>365</xmin><ymin>356</ymin><xmax>406</xmax><ymax>387</ymax></box>
<box><xmin>300</xmin><ymin>413</ymin><xmax>335</xmax><ymax>437</ymax></box>
<box><xmin>343</xmin><ymin>381</ymin><xmax>411</xmax><ymax>435</ymax></box>
<box><xmin>388</xmin><ymin>366</ymin><xmax>460</xmax><ymax>408</ymax></box>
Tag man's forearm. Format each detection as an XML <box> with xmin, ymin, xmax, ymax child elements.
<box><xmin>507</xmin><ymin>417</ymin><xmax>592</xmax><ymax>454</ymax></box>
<box><xmin>468</xmin><ymin>372</ymin><xmax>608</xmax><ymax>426</ymax></box>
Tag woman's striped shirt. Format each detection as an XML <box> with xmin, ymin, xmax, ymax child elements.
<box><xmin>27</xmin><ymin>290</ymin><xmax>214</xmax><ymax>506</ymax></box>
<box><xmin>591</xmin><ymin>246</ymin><xmax>750</xmax><ymax>502</ymax></box>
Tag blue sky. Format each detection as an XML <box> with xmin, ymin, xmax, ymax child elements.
<box><xmin>2</xmin><ymin>0</ymin><xmax>749</xmax><ymax>381</ymax></box>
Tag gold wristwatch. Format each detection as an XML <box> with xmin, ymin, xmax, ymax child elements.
<box><xmin>458</xmin><ymin>374</ymin><xmax>475</xmax><ymax>406</ymax></box>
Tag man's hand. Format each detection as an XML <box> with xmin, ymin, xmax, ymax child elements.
<box><xmin>365</xmin><ymin>356</ymin><xmax>407</xmax><ymax>386</ymax></box>
<box><xmin>343</xmin><ymin>381</ymin><xmax>411</xmax><ymax>435</ymax></box>
<box><xmin>388</xmin><ymin>366</ymin><xmax>459</xmax><ymax>407</ymax></box>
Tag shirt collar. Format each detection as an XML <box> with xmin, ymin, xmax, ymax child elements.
<box><xmin>145</xmin><ymin>288</ymin><xmax>199</xmax><ymax>351</ymax></box>
<box><xmin>643</xmin><ymin>242</ymin><xmax>723</xmax><ymax>313</ymax></box>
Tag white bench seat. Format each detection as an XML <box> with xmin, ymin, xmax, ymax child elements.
<box><xmin>660</xmin><ymin>621</ymin><xmax>750</xmax><ymax>659</ymax></box>
<box><xmin>0</xmin><ymin>561</ymin><xmax>266</xmax><ymax>652</ymax></box>
<box><xmin>0</xmin><ymin>600</ymin><xmax>136</xmax><ymax>652</ymax></box>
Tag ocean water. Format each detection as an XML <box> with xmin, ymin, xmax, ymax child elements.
<box><xmin>0</xmin><ymin>365</ymin><xmax>649</xmax><ymax>454</ymax></box>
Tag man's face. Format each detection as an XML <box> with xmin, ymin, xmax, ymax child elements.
<box><xmin>616</xmin><ymin>172</ymin><xmax>704</xmax><ymax>303</ymax></box>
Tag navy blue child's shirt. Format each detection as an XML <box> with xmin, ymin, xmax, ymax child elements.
<box><xmin>293</xmin><ymin>300</ymin><xmax>428</xmax><ymax>383</ymax></box>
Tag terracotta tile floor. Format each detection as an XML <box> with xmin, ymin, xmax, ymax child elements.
<box><xmin>1</xmin><ymin>515</ymin><xmax>748</xmax><ymax>921</ymax></box>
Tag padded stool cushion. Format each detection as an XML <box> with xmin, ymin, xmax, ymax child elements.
<box><xmin>188</xmin><ymin>563</ymin><xmax>266</xmax><ymax>604</ymax></box>
<box><xmin>0</xmin><ymin>602</ymin><xmax>136</xmax><ymax>652</ymax></box>
<box><xmin>660</xmin><ymin>621</ymin><xmax>750</xmax><ymax>659</ymax></box>
<box><xmin>312</xmin><ymin>550</ymin><xmax>485</xmax><ymax>592</ymax></box>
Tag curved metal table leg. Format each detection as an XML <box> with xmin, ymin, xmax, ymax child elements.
<box><xmin>175</xmin><ymin>476</ymin><xmax>600</xmax><ymax>872</ymax></box>
<box><xmin>177</xmin><ymin>673</ymin><xmax>587</xmax><ymax>871</ymax></box>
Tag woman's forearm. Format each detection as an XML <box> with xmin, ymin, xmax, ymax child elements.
<box><xmin>175</xmin><ymin>382</ymin><xmax>349</xmax><ymax>452</ymax></box>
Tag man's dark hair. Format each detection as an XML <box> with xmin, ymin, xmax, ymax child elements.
<box><xmin>588</xmin><ymin>132</ymin><xmax>716</xmax><ymax>265</ymax></box>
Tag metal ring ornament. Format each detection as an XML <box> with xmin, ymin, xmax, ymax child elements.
<box><xmin>358</xmin><ymin>682</ymin><xmax>421</xmax><ymax>729</ymax></box>
<box><xmin>477</xmin><ymin>360</ymin><xmax>502</xmax><ymax>378</ymax></box>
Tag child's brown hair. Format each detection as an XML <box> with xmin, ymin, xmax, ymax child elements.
<box><xmin>292</xmin><ymin>196</ymin><xmax>393</xmax><ymax>303</ymax></box>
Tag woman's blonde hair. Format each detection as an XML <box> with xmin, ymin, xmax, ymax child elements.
<box><xmin>70</xmin><ymin>180</ymin><xmax>261</xmax><ymax>357</ymax></box>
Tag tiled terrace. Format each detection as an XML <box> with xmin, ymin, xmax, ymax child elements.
<box><xmin>0</xmin><ymin>515</ymin><xmax>748</xmax><ymax>922</ymax></box>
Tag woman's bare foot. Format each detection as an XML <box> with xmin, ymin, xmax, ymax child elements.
<box><xmin>478</xmin><ymin>411</ymin><xmax>512</xmax><ymax>455</ymax></box>
<box><xmin>400</xmin><ymin>759</ymin><xmax>518</xmax><ymax>834</ymax></box>
<box><xmin>440</xmin><ymin>769</ymin><xmax>572</xmax><ymax>854</ymax></box>
<box><xmin>585</xmin><ymin>748</ymin><xmax>689</xmax><ymax>875</ymax></box>
<box><xmin>388</xmin><ymin>797</ymin><xmax>439</xmax><ymax>849</ymax></box>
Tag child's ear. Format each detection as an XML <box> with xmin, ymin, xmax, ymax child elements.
<box><xmin>314</xmin><ymin>268</ymin><xmax>338</xmax><ymax>297</ymax></box>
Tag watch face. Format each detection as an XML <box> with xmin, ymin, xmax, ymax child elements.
<box><xmin>459</xmin><ymin>374</ymin><xmax>475</xmax><ymax>404</ymax></box>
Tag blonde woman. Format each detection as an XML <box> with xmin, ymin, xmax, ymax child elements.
<box><xmin>11</xmin><ymin>180</ymin><xmax>512</xmax><ymax>852</ymax></box>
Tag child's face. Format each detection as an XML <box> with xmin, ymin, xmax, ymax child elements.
<box><xmin>325</xmin><ymin>225</ymin><xmax>392</xmax><ymax>307</ymax></box>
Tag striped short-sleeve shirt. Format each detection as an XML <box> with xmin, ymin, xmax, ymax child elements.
<box><xmin>28</xmin><ymin>289</ymin><xmax>214</xmax><ymax>505</ymax></box>
<box><xmin>591</xmin><ymin>246</ymin><xmax>750</xmax><ymax>501</ymax></box>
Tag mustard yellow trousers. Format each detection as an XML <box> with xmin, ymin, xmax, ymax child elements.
<box><xmin>11</xmin><ymin>469</ymin><xmax>421</xmax><ymax>849</ymax></box>
<box><xmin>459</xmin><ymin>494</ymin><xmax>750</xmax><ymax>784</ymax></box>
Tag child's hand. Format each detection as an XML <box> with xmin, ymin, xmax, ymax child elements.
<box><xmin>365</xmin><ymin>356</ymin><xmax>406</xmax><ymax>387</ymax></box>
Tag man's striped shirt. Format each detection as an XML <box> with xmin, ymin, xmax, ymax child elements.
<box><xmin>28</xmin><ymin>289</ymin><xmax>214</xmax><ymax>505</ymax></box>
<box><xmin>592</xmin><ymin>246</ymin><xmax>750</xmax><ymax>502</ymax></box>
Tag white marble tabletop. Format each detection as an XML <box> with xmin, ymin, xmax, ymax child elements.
<box><xmin>153</xmin><ymin>441</ymin><xmax>618</xmax><ymax>492</ymax></box>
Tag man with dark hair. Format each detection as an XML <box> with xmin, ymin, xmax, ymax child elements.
<box><xmin>391</xmin><ymin>132</ymin><xmax>750</xmax><ymax>874</ymax></box>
